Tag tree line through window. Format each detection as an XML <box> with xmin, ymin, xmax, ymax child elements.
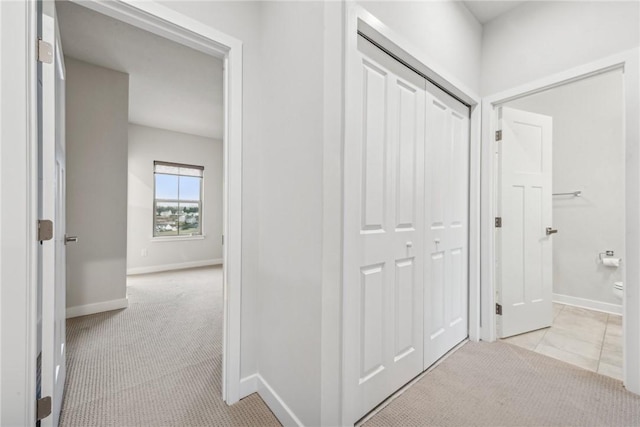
<box><xmin>154</xmin><ymin>161</ymin><xmax>204</xmax><ymax>237</ymax></box>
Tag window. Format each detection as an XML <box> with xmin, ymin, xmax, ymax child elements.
<box><xmin>153</xmin><ymin>161</ymin><xmax>204</xmax><ymax>237</ymax></box>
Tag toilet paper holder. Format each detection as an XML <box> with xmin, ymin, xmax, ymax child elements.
<box><xmin>599</xmin><ymin>250</ymin><xmax>620</xmax><ymax>262</ymax></box>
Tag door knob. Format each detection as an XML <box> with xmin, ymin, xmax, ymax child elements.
<box><xmin>65</xmin><ymin>235</ymin><xmax>78</xmax><ymax>245</ymax></box>
<box><xmin>546</xmin><ymin>227</ymin><xmax>558</xmax><ymax>236</ymax></box>
<box><xmin>406</xmin><ymin>241</ymin><xmax>413</xmax><ymax>248</ymax></box>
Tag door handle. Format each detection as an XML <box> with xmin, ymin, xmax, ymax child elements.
<box><xmin>65</xmin><ymin>235</ymin><xmax>78</xmax><ymax>245</ymax></box>
<box><xmin>546</xmin><ymin>227</ymin><xmax>558</xmax><ymax>236</ymax></box>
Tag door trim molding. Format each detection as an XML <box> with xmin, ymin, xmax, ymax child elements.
<box><xmin>480</xmin><ymin>48</ymin><xmax>640</xmax><ymax>394</ymax></box>
<box><xmin>341</xmin><ymin>3</ymin><xmax>482</xmax><ymax>425</ymax></box>
<box><xmin>0</xmin><ymin>1</ymin><xmax>38</xmax><ymax>425</ymax></box>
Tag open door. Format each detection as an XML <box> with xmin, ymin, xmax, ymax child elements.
<box><xmin>497</xmin><ymin>107</ymin><xmax>553</xmax><ymax>338</ymax></box>
<box><xmin>40</xmin><ymin>1</ymin><xmax>67</xmax><ymax>425</ymax></box>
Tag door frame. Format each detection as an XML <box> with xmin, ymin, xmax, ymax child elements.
<box><xmin>480</xmin><ymin>48</ymin><xmax>640</xmax><ymax>394</ymax></box>
<box><xmin>0</xmin><ymin>1</ymin><xmax>244</xmax><ymax>424</ymax></box>
<box><xmin>340</xmin><ymin>3</ymin><xmax>482</xmax><ymax>424</ymax></box>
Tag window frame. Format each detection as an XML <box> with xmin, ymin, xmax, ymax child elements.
<box><xmin>152</xmin><ymin>161</ymin><xmax>204</xmax><ymax>239</ymax></box>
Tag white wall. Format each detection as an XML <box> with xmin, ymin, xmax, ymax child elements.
<box><xmin>481</xmin><ymin>1</ymin><xmax>640</xmax><ymax>96</ymax></box>
<box><xmin>160</xmin><ymin>0</ymin><xmax>263</xmax><ymax>381</ymax></box>
<box><xmin>159</xmin><ymin>1</ymin><xmax>483</xmax><ymax>424</ymax></box>
<box><xmin>507</xmin><ymin>69</ymin><xmax>625</xmax><ymax>307</ymax></box>
<box><xmin>127</xmin><ymin>124</ymin><xmax>223</xmax><ymax>274</ymax></box>
<box><xmin>65</xmin><ymin>57</ymin><xmax>129</xmax><ymax>312</ymax></box>
<box><xmin>358</xmin><ymin>0</ymin><xmax>483</xmax><ymax>94</ymax></box>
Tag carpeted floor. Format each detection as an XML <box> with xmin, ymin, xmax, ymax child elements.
<box><xmin>61</xmin><ymin>266</ymin><xmax>640</xmax><ymax>427</ymax></box>
<box><xmin>60</xmin><ymin>266</ymin><xmax>280</xmax><ymax>427</ymax></box>
<box><xmin>364</xmin><ymin>340</ymin><xmax>640</xmax><ymax>427</ymax></box>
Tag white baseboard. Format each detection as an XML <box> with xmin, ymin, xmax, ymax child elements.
<box><xmin>66</xmin><ymin>297</ymin><xmax>129</xmax><ymax>319</ymax></box>
<box><xmin>248</xmin><ymin>374</ymin><xmax>303</xmax><ymax>427</ymax></box>
<box><xmin>553</xmin><ymin>293</ymin><xmax>622</xmax><ymax>315</ymax></box>
<box><xmin>239</xmin><ymin>373</ymin><xmax>259</xmax><ymax>399</ymax></box>
<box><xmin>126</xmin><ymin>258</ymin><xmax>223</xmax><ymax>275</ymax></box>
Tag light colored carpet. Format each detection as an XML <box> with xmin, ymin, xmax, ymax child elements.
<box><xmin>61</xmin><ymin>267</ymin><xmax>640</xmax><ymax>426</ymax></box>
<box><xmin>364</xmin><ymin>341</ymin><xmax>640</xmax><ymax>427</ymax></box>
<box><xmin>59</xmin><ymin>266</ymin><xmax>280</xmax><ymax>427</ymax></box>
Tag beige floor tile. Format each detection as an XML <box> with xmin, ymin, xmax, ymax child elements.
<box><xmin>608</xmin><ymin>314</ymin><xmax>622</xmax><ymax>326</ymax></box>
<box><xmin>600</xmin><ymin>347</ymin><xmax>622</xmax><ymax>367</ymax></box>
<box><xmin>535</xmin><ymin>342</ymin><xmax>599</xmax><ymax>372</ymax></box>
<box><xmin>552</xmin><ymin>303</ymin><xmax>564</xmax><ymax>319</ymax></box>
<box><xmin>538</xmin><ymin>329</ymin><xmax>603</xmax><ymax>360</ymax></box>
<box><xmin>562</xmin><ymin>305</ymin><xmax>608</xmax><ymax>322</ymax></box>
<box><xmin>598</xmin><ymin>361</ymin><xmax>623</xmax><ymax>381</ymax></box>
<box><xmin>502</xmin><ymin>328</ymin><xmax>548</xmax><ymax>351</ymax></box>
<box><xmin>550</xmin><ymin>320</ymin><xmax>606</xmax><ymax>345</ymax></box>
<box><xmin>603</xmin><ymin>332</ymin><xmax>623</xmax><ymax>353</ymax></box>
<box><xmin>605</xmin><ymin>322</ymin><xmax>622</xmax><ymax>337</ymax></box>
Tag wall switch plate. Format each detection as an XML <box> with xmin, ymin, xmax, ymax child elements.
<box><xmin>141</xmin><ymin>248</ymin><xmax>148</xmax><ymax>257</ymax></box>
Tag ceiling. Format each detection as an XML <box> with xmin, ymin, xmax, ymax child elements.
<box><xmin>462</xmin><ymin>1</ymin><xmax>528</xmax><ymax>24</ymax></box>
<box><xmin>57</xmin><ymin>1</ymin><xmax>223</xmax><ymax>140</ymax></box>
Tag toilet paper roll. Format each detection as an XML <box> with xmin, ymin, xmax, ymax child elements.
<box><xmin>603</xmin><ymin>257</ymin><xmax>621</xmax><ymax>267</ymax></box>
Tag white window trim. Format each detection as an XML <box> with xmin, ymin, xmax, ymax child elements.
<box><xmin>151</xmin><ymin>235</ymin><xmax>206</xmax><ymax>242</ymax></box>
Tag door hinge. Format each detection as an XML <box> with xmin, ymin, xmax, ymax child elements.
<box><xmin>38</xmin><ymin>39</ymin><xmax>53</xmax><ymax>64</ymax></box>
<box><xmin>38</xmin><ymin>219</ymin><xmax>54</xmax><ymax>242</ymax></box>
<box><xmin>495</xmin><ymin>130</ymin><xmax>502</xmax><ymax>141</ymax></box>
<box><xmin>495</xmin><ymin>303</ymin><xmax>503</xmax><ymax>316</ymax></box>
<box><xmin>222</xmin><ymin>235</ymin><xmax>224</xmax><ymax>245</ymax></box>
<box><xmin>36</xmin><ymin>396</ymin><xmax>52</xmax><ymax>421</ymax></box>
<box><xmin>495</xmin><ymin>217</ymin><xmax>502</xmax><ymax>228</ymax></box>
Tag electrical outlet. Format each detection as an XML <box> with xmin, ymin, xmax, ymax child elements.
<box><xmin>141</xmin><ymin>248</ymin><xmax>148</xmax><ymax>257</ymax></box>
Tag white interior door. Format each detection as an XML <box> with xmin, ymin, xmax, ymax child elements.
<box><xmin>40</xmin><ymin>1</ymin><xmax>66</xmax><ymax>425</ymax></box>
<box><xmin>497</xmin><ymin>107</ymin><xmax>553</xmax><ymax>338</ymax></box>
<box><xmin>343</xmin><ymin>36</ymin><xmax>425</xmax><ymax>424</ymax></box>
<box><xmin>423</xmin><ymin>84</ymin><xmax>470</xmax><ymax>368</ymax></box>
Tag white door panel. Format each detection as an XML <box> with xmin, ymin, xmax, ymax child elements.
<box><xmin>40</xmin><ymin>1</ymin><xmax>66</xmax><ymax>425</ymax></box>
<box><xmin>423</xmin><ymin>85</ymin><xmax>470</xmax><ymax>368</ymax></box>
<box><xmin>498</xmin><ymin>107</ymin><xmax>553</xmax><ymax>338</ymax></box>
<box><xmin>344</xmin><ymin>36</ymin><xmax>425</xmax><ymax>424</ymax></box>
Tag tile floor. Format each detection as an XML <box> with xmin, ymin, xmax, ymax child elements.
<box><xmin>502</xmin><ymin>303</ymin><xmax>623</xmax><ymax>380</ymax></box>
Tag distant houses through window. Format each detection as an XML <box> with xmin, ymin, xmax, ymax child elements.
<box><xmin>153</xmin><ymin>161</ymin><xmax>204</xmax><ymax>237</ymax></box>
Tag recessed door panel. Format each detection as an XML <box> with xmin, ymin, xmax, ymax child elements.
<box><xmin>450</xmin><ymin>111</ymin><xmax>468</xmax><ymax>227</ymax></box>
<box><xmin>505</xmin><ymin>185</ymin><xmax>526</xmax><ymax>305</ymax></box>
<box><xmin>428</xmin><ymin>100</ymin><xmax>448</xmax><ymax>229</ymax></box>
<box><xmin>396</xmin><ymin>81</ymin><xmax>418</xmax><ymax>230</ymax></box>
<box><xmin>360</xmin><ymin>264</ymin><xmax>385</xmax><ymax>382</ymax></box>
<box><xmin>429</xmin><ymin>252</ymin><xmax>445</xmax><ymax>338</ymax></box>
<box><xmin>395</xmin><ymin>258</ymin><xmax>415</xmax><ymax>359</ymax></box>
<box><xmin>449</xmin><ymin>248</ymin><xmax>464</xmax><ymax>325</ymax></box>
<box><xmin>362</xmin><ymin>61</ymin><xmax>388</xmax><ymax>232</ymax></box>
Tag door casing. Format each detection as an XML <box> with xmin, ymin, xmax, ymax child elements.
<box><xmin>481</xmin><ymin>51</ymin><xmax>640</xmax><ymax>394</ymax></box>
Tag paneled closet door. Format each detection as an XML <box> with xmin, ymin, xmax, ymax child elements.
<box><xmin>423</xmin><ymin>84</ymin><xmax>470</xmax><ymax>369</ymax></box>
<box><xmin>343</xmin><ymin>36</ymin><xmax>426</xmax><ymax>424</ymax></box>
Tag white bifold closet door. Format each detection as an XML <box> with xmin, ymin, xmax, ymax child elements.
<box><xmin>423</xmin><ymin>83</ymin><xmax>470</xmax><ymax>368</ymax></box>
<box><xmin>343</xmin><ymin>36</ymin><xmax>426</xmax><ymax>423</ymax></box>
<box><xmin>343</xmin><ymin>35</ymin><xmax>469</xmax><ymax>424</ymax></box>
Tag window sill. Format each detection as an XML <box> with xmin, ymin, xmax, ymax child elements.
<box><xmin>151</xmin><ymin>235</ymin><xmax>205</xmax><ymax>243</ymax></box>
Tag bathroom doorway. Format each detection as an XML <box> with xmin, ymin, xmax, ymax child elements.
<box><xmin>495</xmin><ymin>68</ymin><xmax>624</xmax><ymax>379</ymax></box>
